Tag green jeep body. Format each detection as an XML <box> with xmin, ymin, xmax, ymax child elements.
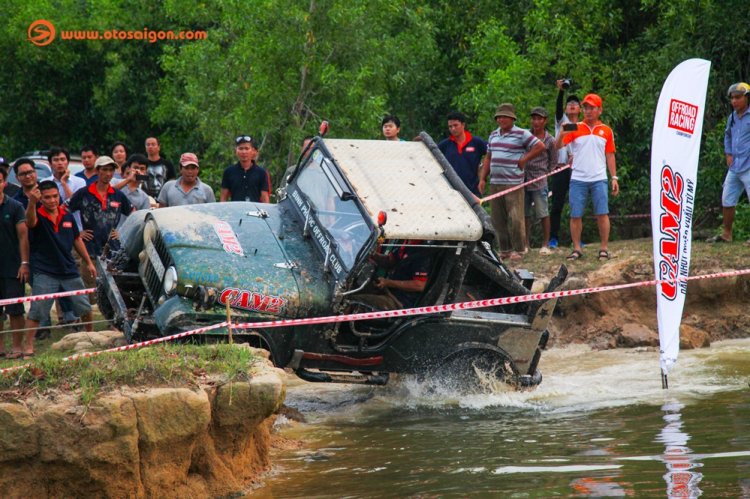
<box><xmin>97</xmin><ymin>132</ymin><xmax>566</xmax><ymax>388</ymax></box>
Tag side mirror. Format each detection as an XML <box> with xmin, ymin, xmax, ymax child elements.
<box><xmin>319</xmin><ymin>121</ymin><xmax>329</xmax><ymax>137</ymax></box>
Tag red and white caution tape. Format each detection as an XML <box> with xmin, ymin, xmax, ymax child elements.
<box><xmin>587</xmin><ymin>213</ymin><xmax>651</xmax><ymax>219</ymax></box>
<box><xmin>0</xmin><ymin>288</ymin><xmax>95</xmax><ymax>308</ymax></box>
<box><xmin>3</xmin><ymin>267</ymin><xmax>750</xmax><ymax>375</ymax></box>
<box><xmin>231</xmin><ymin>268</ymin><xmax>750</xmax><ymax>331</ymax></box>
<box><xmin>479</xmin><ymin>164</ymin><xmax>570</xmax><ymax>203</ymax></box>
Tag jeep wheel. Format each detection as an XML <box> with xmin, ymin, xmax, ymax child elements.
<box><xmin>96</xmin><ymin>284</ymin><xmax>115</xmax><ymax>322</ymax></box>
<box><xmin>428</xmin><ymin>348</ymin><xmax>518</xmax><ymax>394</ymax></box>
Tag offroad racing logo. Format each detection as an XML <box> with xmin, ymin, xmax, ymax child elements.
<box><xmin>667</xmin><ymin>99</ymin><xmax>698</xmax><ymax>136</ymax></box>
<box><xmin>658</xmin><ymin>165</ymin><xmax>686</xmax><ymax>300</ymax></box>
<box><xmin>219</xmin><ymin>288</ymin><xmax>286</xmax><ymax>315</ymax></box>
<box><xmin>28</xmin><ymin>20</ymin><xmax>55</xmax><ymax>46</ymax></box>
<box><xmin>213</xmin><ymin>221</ymin><xmax>244</xmax><ymax>256</ymax></box>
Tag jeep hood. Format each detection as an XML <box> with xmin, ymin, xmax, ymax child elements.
<box><xmin>148</xmin><ymin>202</ymin><xmax>331</xmax><ymax>318</ymax></box>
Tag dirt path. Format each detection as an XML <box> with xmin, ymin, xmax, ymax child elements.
<box><xmin>506</xmin><ymin>238</ymin><xmax>750</xmax><ymax>350</ymax></box>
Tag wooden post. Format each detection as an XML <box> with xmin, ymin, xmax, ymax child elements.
<box><xmin>226</xmin><ymin>296</ymin><xmax>233</xmax><ymax>344</ymax></box>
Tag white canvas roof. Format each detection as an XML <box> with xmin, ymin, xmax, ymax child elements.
<box><xmin>323</xmin><ymin>139</ymin><xmax>483</xmax><ymax>241</ymax></box>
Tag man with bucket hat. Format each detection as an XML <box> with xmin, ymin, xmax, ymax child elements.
<box><xmin>707</xmin><ymin>82</ymin><xmax>750</xmax><ymax>245</ymax></box>
<box><xmin>479</xmin><ymin>103</ymin><xmax>545</xmax><ymax>260</ymax></box>
<box><xmin>555</xmin><ymin>93</ymin><xmax>619</xmax><ymax>261</ymax></box>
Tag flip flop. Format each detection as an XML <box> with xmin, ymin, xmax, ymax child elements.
<box><xmin>6</xmin><ymin>351</ymin><xmax>23</xmax><ymax>360</ymax></box>
<box><xmin>706</xmin><ymin>235</ymin><xmax>730</xmax><ymax>243</ymax></box>
<box><xmin>743</xmin><ymin>239</ymin><xmax>750</xmax><ymax>247</ymax></box>
<box><xmin>567</xmin><ymin>250</ymin><xmax>583</xmax><ymax>261</ymax></box>
<box><xmin>22</xmin><ymin>353</ymin><xmax>35</xmax><ymax>360</ymax></box>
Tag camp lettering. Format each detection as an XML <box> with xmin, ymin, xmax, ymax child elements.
<box><xmin>213</xmin><ymin>221</ymin><xmax>244</xmax><ymax>256</ymax></box>
<box><xmin>658</xmin><ymin>165</ymin><xmax>683</xmax><ymax>300</ymax></box>
<box><xmin>667</xmin><ymin>99</ymin><xmax>698</xmax><ymax>134</ymax></box>
<box><xmin>219</xmin><ymin>287</ymin><xmax>286</xmax><ymax>314</ymax></box>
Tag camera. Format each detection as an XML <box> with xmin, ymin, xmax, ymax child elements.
<box><xmin>561</xmin><ymin>78</ymin><xmax>573</xmax><ymax>90</ymax></box>
<box><xmin>135</xmin><ymin>174</ymin><xmax>149</xmax><ymax>182</ymax></box>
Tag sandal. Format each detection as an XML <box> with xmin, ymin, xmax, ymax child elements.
<box><xmin>706</xmin><ymin>234</ymin><xmax>731</xmax><ymax>243</ymax></box>
<box><xmin>22</xmin><ymin>352</ymin><xmax>35</xmax><ymax>360</ymax></box>
<box><xmin>6</xmin><ymin>351</ymin><xmax>23</xmax><ymax>360</ymax></box>
<box><xmin>509</xmin><ymin>252</ymin><xmax>523</xmax><ymax>260</ymax></box>
<box><xmin>567</xmin><ymin>250</ymin><xmax>583</xmax><ymax>261</ymax></box>
<box><xmin>743</xmin><ymin>239</ymin><xmax>750</xmax><ymax>247</ymax></box>
<box><xmin>598</xmin><ymin>249</ymin><xmax>611</xmax><ymax>261</ymax></box>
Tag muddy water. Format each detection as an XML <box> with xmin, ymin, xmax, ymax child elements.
<box><xmin>252</xmin><ymin>339</ymin><xmax>750</xmax><ymax>498</ymax></box>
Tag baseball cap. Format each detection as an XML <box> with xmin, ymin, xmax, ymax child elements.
<box><xmin>0</xmin><ymin>157</ymin><xmax>9</xmax><ymax>168</ymax></box>
<box><xmin>530</xmin><ymin>106</ymin><xmax>548</xmax><ymax>118</ymax></box>
<box><xmin>566</xmin><ymin>95</ymin><xmax>580</xmax><ymax>105</ymax></box>
<box><xmin>235</xmin><ymin>135</ymin><xmax>259</xmax><ymax>149</ymax></box>
<box><xmin>94</xmin><ymin>156</ymin><xmax>117</xmax><ymax>169</ymax></box>
<box><xmin>582</xmin><ymin>94</ymin><xmax>603</xmax><ymax>108</ymax></box>
<box><xmin>180</xmin><ymin>152</ymin><xmax>200</xmax><ymax>167</ymax></box>
<box><xmin>494</xmin><ymin>103</ymin><xmax>517</xmax><ymax>120</ymax></box>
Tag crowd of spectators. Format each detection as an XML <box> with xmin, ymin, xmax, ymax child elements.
<box><xmin>1</xmin><ymin>80</ymin><xmax>748</xmax><ymax>355</ymax></box>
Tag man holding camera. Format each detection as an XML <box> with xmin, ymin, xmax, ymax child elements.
<box><xmin>550</xmin><ymin>79</ymin><xmax>581</xmax><ymax>249</ymax></box>
<box><xmin>555</xmin><ymin>93</ymin><xmax>618</xmax><ymax>261</ymax></box>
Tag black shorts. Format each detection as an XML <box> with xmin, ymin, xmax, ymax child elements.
<box><xmin>0</xmin><ymin>277</ymin><xmax>25</xmax><ymax>316</ymax></box>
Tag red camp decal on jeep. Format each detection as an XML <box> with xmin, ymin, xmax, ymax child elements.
<box><xmin>213</xmin><ymin>221</ymin><xmax>244</xmax><ymax>256</ymax></box>
<box><xmin>658</xmin><ymin>165</ymin><xmax>683</xmax><ymax>300</ymax></box>
<box><xmin>219</xmin><ymin>288</ymin><xmax>286</xmax><ymax>314</ymax></box>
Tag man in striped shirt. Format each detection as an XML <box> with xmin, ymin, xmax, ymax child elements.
<box><xmin>479</xmin><ymin>104</ymin><xmax>545</xmax><ymax>260</ymax></box>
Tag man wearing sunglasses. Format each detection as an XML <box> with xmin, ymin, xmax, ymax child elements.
<box><xmin>220</xmin><ymin>135</ymin><xmax>271</xmax><ymax>203</ymax></box>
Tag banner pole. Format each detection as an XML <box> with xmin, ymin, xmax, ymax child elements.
<box><xmin>661</xmin><ymin>372</ymin><xmax>669</xmax><ymax>390</ymax></box>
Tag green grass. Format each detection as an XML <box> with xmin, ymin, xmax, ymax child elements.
<box><xmin>0</xmin><ymin>343</ymin><xmax>265</xmax><ymax>405</ymax></box>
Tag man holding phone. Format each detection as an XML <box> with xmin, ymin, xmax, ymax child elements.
<box><xmin>555</xmin><ymin>93</ymin><xmax>618</xmax><ymax>261</ymax></box>
<box><xmin>550</xmin><ymin>80</ymin><xmax>582</xmax><ymax>249</ymax></box>
<box><xmin>121</xmin><ymin>154</ymin><xmax>152</xmax><ymax>211</ymax></box>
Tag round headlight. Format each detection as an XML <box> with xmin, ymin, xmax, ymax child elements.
<box><xmin>163</xmin><ymin>266</ymin><xmax>178</xmax><ymax>295</ymax></box>
<box><xmin>143</xmin><ymin>219</ymin><xmax>158</xmax><ymax>245</ymax></box>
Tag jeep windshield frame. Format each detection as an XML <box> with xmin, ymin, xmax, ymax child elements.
<box><xmin>287</xmin><ymin>144</ymin><xmax>377</xmax><ymax>282</ymax></box>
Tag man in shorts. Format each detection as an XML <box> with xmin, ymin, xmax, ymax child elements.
<box><xmin>524</xmin><ymin>107</ymin><xmax>557</xmax><ymax>254</ymax></box>
<box><xmin>556</xmin><ymin>94</ymin><xmax>619</xmax><ymax>261</ymax></box>
<box><xmin>0</xmin><ymin>165</ymin><xmax>30</xmax><ymax>358</ymax></box>
<box><xmin>707</xmin><ymin>82</ymin><xmax>750</xmax><ymax>245</ymax></box>
<box><xmin>22</xmin><ymin>181</ymin><xmax>97</xmax><ymax>358</ymax></box>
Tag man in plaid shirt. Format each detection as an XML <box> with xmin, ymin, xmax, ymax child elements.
<box><xmin>524</xmin><ymin>107</ymin><xmax>557</xmax><ymax>254</ymax></box>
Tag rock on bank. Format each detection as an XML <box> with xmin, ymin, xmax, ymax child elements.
<box><xmin>0</xmin><ymin>364</ymin><xmax>285</xmax><ymax>499</ymax></box>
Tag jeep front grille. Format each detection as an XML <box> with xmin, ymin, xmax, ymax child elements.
<box><xmin>141</xmin><ymin>229</ymin><xmax>174</xmax><ymax>306</ymax></box>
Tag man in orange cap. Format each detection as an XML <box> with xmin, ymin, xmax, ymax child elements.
<box><xmin>555</xmin><ymin>93</ymin><xmax>619</xmax><ymax>261</ymax></box>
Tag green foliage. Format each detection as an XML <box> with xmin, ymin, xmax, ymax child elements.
<box><xmin>1</xmin><ymin>0</ymin><xmax>749</xmax><ymax>224</ymax></box>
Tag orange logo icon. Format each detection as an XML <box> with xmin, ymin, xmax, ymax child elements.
<box><xmin>28</xmin><ymin>20</ymin><xmax>55</xmax><ymax>46</ymax></box>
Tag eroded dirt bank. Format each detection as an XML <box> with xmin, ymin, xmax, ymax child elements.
<box><xmin>527</xmin><ymin>252</ymin><xmax>750</xmax><ymax>351</ymax></box>
<box><xmin>0</xmin><ymin>358</ymin><xmax>285</xmax><ymax>499</ymax></box>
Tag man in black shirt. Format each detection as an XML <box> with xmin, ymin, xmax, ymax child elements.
<box><xmin>143</xmin><ymin>137</ymin><xmax>176</xmax><ymax>199</ymax></box>
<box><xmin>220</xmin><ymin>135</ymin><xmax>271</xmax><ymax>203</ymax></box>
<box><xmin>0</xmin><ymin>165</ymin><xmax>30</xmax><ymax>358</ymax></box>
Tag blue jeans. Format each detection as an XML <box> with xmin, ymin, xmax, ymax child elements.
<box><xmin>569</xmin><ymin>179</ymin><xmax>609</xmax><ymax>218</ymax></box>
<box><xmin>722</xmin><ymin>168</ymin><xmax>750</xmax><ymax>207</ymax></box>
<box><xmin>28</xmin><ymin>274</ymin><xmax>92</xmax><ymax>322</ymax></box>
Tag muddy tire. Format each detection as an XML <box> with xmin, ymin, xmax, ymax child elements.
<box><xmin>96</xmin><ymin>284</ymin><xmax>115</xmax><ymax>322</ymax></box>
<box><xmin>428</xmin><ymin>348</ymin><xmax>518</xmax><ymax>394</ymax></box>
